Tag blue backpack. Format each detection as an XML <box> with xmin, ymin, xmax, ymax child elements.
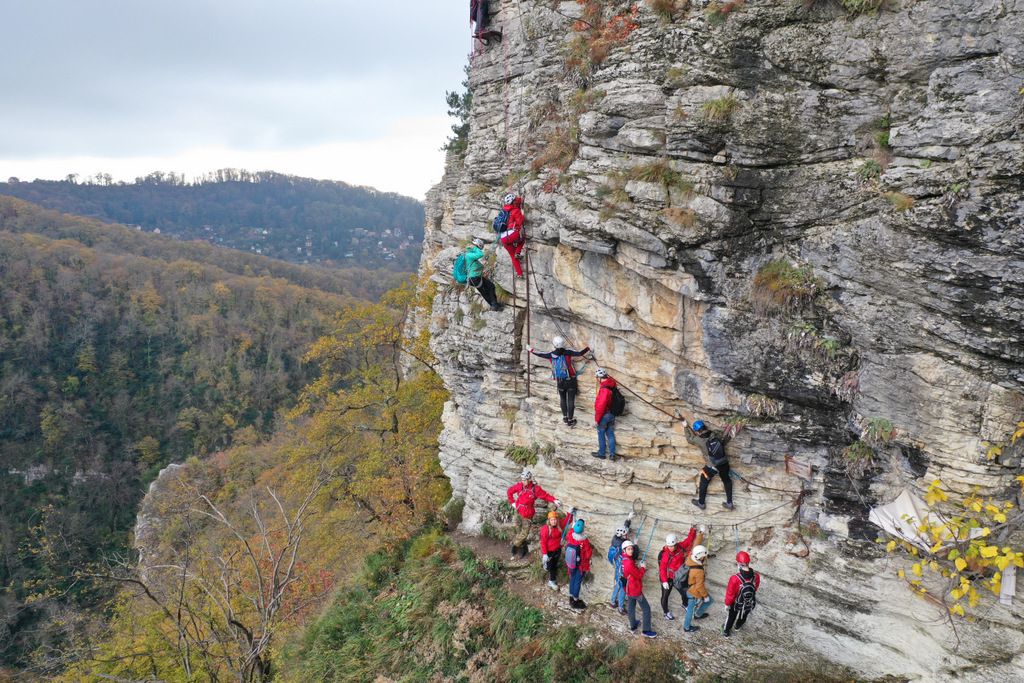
<box><xmin>493</xmin><ymin>208</ymin><xmax>510</xmax><ymax>234</ymax></box>
<box><xmin>452</xmin><ymin>254</ymin><xmax>468</xmax><ymax>284</ymax></box>
<box><xmin>607</xmin><ymin>543</ymin><xmax>620</xmax><ymax>565</ymax></box>
<box><xmin>565</xmin><ymin>543</ymin><xmax>581</xmax><ymax>570</ymax></box>
<box><xmin>551</xmin><ymin>354</ymin><xmax>570</xmax><ymax>380</ymax></box>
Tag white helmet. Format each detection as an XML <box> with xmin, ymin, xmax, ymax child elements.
<box><xmin>621</xmin><ymin>539</ymin><xmax>635</xmax><ymax>553</ymax></box>
<box><xmin>665</xmin><ymin>533</ymin><xmax>678</xmax><ymax>546</ymax></box>
<box><xmin>691</xmin><ymin>545</ymin><xmax>708</xmax><ymax>561</ymax></box>
<box><xmin>595</xmin><ymin>368</ymin><xmax>608</xmax><ymax>378</ymax></box>
<box><xmin>520</xmin><ymin>469</ymin><xmax>533</xmax><ymax>481</ymax></box>
<box><xmin>552</xmin><ymin>336</ymin><xmax>566</xmax><ymax>348</ymax></box>
<box><xmin>472</xmin><ymin>237</ymin><xmax>484</xmax><ymax>248</ymax></box>
<box><xmin>615</xmin><ymin>526</ymin><xmax>628</xmax><ymax>537</ymax></box>
<box><xmin>503</xmin><ymin>192</ymin><xmax>516</xmax><ymax>205</ymax></box>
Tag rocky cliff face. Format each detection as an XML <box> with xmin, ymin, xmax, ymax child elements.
<box><xmin>418</xmin><ymin>1</ymin><xmax>1024</xmax><ymax>680</ymax></box>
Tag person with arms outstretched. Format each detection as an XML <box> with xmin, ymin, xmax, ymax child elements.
<box><xmin>506</xmin><ymin>469</ymin><xmax>560</xmax><ymax>560</ymax></box>
<box><xmin>528</xmin><ymin>337</ymin><xmax>591</xmax><ymax>427</ymax></box>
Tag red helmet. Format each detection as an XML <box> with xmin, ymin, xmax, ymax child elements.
<box><xmin>736</xmin><ymin>551</ymin><xmax>751</xmax><ymax>564</ymax></box>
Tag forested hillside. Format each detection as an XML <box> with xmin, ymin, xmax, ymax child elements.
<box><xmin>51</xmin><ymin>282</ymin><xmax>448</xmax><ymax>682</ymax></box>
<box><xmin>0</xmin><ymin>202</ymin><xmax>370</xmax><ymax>673</ymax></box>
<box><xmin>0</xmin><ymin>170</ymin><xmax>424</xmax><ymax>270</ymax></box>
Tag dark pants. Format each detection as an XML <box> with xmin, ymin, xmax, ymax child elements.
<box><xmin>557</xmin><ymin>377</ymin><xmax>578</xmax><ymax>421</ymax></box>
<box><xmin>473</xmin><ymin>0</ymin><xmax>489</xmax><ymax>32</ymax></box>
<box><xmin>545</xmin><ymin>549</ymin><xmax>560</xmax><ymax>583</ymax></box>
<box><xmin>660</xmin><ymin>582</ymin><xmax>684</xmax><ymax>614</ymax></box>
<box><xmin>569</xmin><ymin>567</ymin><xmax>584</xmax><ymax>599</ymax></box>
<box><xmin>468</xmin><ymin>275</ymin><xmax>498</xmax><ymax>308</ymax></box>
<box><xmin>627</xmin><ymin>594</ymin><xmax>652</xmax><ymax>632</ymax></box>
<box><xmin>724</xmin><ymin>604</ymin><xmax>749</xmax><ymax>633</ymax></box>
<box><xmin>698</xmin><ymin>463</ymin><xmax>733</xmax><ymax>504</ymax></box>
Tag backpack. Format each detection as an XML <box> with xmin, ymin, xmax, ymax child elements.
<box><xmin>672</xmin><ymin>564</ymin><xmax>690</xmax><ymax>591</ymax></box>
<box><xmin>492</xmin><ymin>208</ymin><xmax>510</xmax><ymax>234</ymax></box>
<box><xmin>565</xmin><ymin>543</ymin><xmax>581</xmax><ymax>570</ymax></box>
<box><xmin>734</xmin><ymin>573</ymin><xmax>757</xmax><ymax>617</ymax></box>
<box><xmin>607</xmin><ymin>539</ymin><xmax>622</xmax><ymax>566</ymax></box>
<box><xmin>452</xmin><ymin>254</ymin><xmax>468</xmax><ymax>284</ymax></box>
<box><xmin>609</xmin><ymin>387</ymin><xmax>626</xmax><ymax>416</ymax></box>
<box><xmin>551</xmin><ymin>354</ymin><xmax>571</xmax><ymax>380</ymax></box>
<box><xmin>707</xmin><ymin>437</ymin><xmax>727</xmax><ymax>467</ymax></box>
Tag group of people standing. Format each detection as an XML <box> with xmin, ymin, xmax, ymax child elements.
<box><xmin>507</xmin><ymin>471</ymin><xmax>760</xmax><ymax>640</ymax></box>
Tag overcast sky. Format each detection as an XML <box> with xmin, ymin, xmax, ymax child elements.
<box><xmin>0</xmin><ymin>0</ymin><xmax>470</xmax><ymax>199</ymax></box>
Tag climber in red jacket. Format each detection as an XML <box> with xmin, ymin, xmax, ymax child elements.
<box><xmin>591</xmin><ymin>368</ymin><xmax>618</xmax><ymax>461</ymax></box>
<box><xmin>564</xmin><ymin>518</ymin><xmax>593</xmax><ymax>609</ymax></box>
<box><xmin>539</xmin><ymin>507</ymin><xmax>574</xmax><ymax>590</ymax></box>
<box><xmin>723</xmin><ymin>551</ymin><xmax>761</xmax><ymax>637</ymax></box>
<box><xmin>657</xmin><ymin>526</ymin><xmax>704</xmax><ymax>620</ymax></box>
<box><xmin>506</xmin><ymin>469</ymin><xmax>560</xmax><ymax>560</ymax></box>
<box><xmin>620</xmin><ymin>540</ymin><xmax>657</xmax><ymax>637</ymax></box>
<box><xmin>496</xmin><ymin>193</ymin><xmax>526</xmax><ymax>278</ymax></box>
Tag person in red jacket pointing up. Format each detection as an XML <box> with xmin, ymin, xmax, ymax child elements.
<box><xmin>723</xmin><ymin>551</ymin><xmax>761</xmax><ymax>637</ymax></box>
<box><xmin>494</xmin><ymin>193</ymin><xmax>526</xmax><ymax>277</ymax></box>
<box><xmin>507</xmin><ymin>469</ymin><xmax>560</xmax><ymax>561</ymax></box>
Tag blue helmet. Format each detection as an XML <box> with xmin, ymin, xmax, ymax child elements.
<box><xmin>573</xmin><ymin>519</ymin><xmax>585</xmax><ymax>534</ymax></box>
<box><xmin>692</xmin><ymin>420</ymin><xmax>706</xmax><ymax>432</ymax></box>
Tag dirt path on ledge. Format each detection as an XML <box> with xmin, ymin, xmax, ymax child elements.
<box><xmin>453</xmin><ymin>531</ymin><xmax>886</xmax><ymax>682</ymax></box>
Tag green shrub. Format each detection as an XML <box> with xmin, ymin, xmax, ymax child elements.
<box><xmin>750</xmin><ymin>259</ymin><xmax>821</xmax><ymax>315</ymax></box>
<box><xmin>700</xmin><ymin>92</ymin><xmax>742</xmax><ymax>122</ymax></box>
<box><xmin>625</xmin><ymin>159</ymin><xmax>693</xmax><ymax>193</ymax></box>
<box><xmin>842</xmin><ymin>0</ymin><xmax>886</xmax><ymax>15</ymax></box>
<box><xmin>706</xmin><ymin>0</ymin><xmax>746</xmax><ymax>26</ymax></box>
<box><xmin>857</xmin><ymin>159</ymin><xmax>882</xmax><ymax>180</ymax></box>
<box><xmin>842</xmin><ymin>440</ymin><xmax>875</xmax><ymax>478</ymax></box>
<box><xmin>505</xmin><ymin>443</ymin><xmax>540</xmax><ymax>466</ymax></box>
<box><xmin>883</xmin><ymin>191</ymin><xmax>914</xmax><ymax>211</ymax></box>
<box><xmin>862</xmin><ymin>417</ymin><xmax>897</xmax><ymax>445</ymax></box>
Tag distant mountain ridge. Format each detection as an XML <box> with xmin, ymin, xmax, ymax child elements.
<box><xmin>0</xmin><ymin>169</ymin><xmax>424</xmax><ymax>270</ymax></box>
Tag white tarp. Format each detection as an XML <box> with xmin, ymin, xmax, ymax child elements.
<box><xmin>1000</xmin><ymin>565</ymin><xmax>1016</xmax><ymax>606</ymax></box>
<box><xmin>869</xmin><ymin>489</ymin><xmax>941</xmax><ymax>552</ymax></box>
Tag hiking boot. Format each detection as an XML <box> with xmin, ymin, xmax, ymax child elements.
<box><xmin>591</xmin><ymin>451</ymin><xmax>606</xmax><ymax>459</ymax></box>
<box><xmin>567</xmin><ymin>418</ymin><xmax>577</xmax><ymax>427</ymax></box>
<box><xmin>490</xmin><ymin>304</ymin><xmax>502</xmax><ymax>311</ymax></box>
<box><xmin>574</xmin><ymin>598</ymin><xmax>587</xmax><ymax>609</ymax></box>
<box><xmin>696</xmin><ymin>613</ymin><xmax>709</xmax><ymax>620</ymax></box>
<box><xmin>664</xmin><ymin>612</ymin><xmax>675</xmax><ymax>621</ymax></box>
<box><xmin>723</xmin><ymin>628</ymin><xmax>732</xmax><ymax>638</ymax></box>
<box><xmin>562</xmin><ymin>416</ymin><xmax>570</xmax><ymax>424</ymax></box>
<box><xmin>684</xmin><ymin>625</ymin><xmax>700</xmax><ymax>633</ymax></box>
<box><xmin>642</xmin><ymin>631</ymin><xmax>658</xmax><ymax>638</ymax></box>
<box><xmin>618</xmin><ymin>607</ymin><xmax>628</xmax><ymax>616</ymax></box>
<box><xmin>691</xmin><ymin>499</ymin><xmax>706</xmax><ymax>510</ymax></box>
<box><xmin>609</xmin><ymin>454</ymin><xmax>617</xmax><ymax>462</ymax></box>
<box><xmin>722</xmin><ymin>501</ymin><xmax>735</xmax><ymax>510</ymax></box>
<box><xmin>608</xmin><ymin>600</ymin><xmax>617</xmax><ymax>609</ymax></box>
<box><xmin>547</xmin><ymin>581</ymin><xmax>558</xmax><ymax>591</ymax></box>
<box><xmin>734</xmin><ymin>622</ymin><xmax>744</xmax><ymax>631</ymax></box>
<box><xmin>510</xmin><ymin>544</ymin><xmax>518</xmax><ymax>561</ymax></box>
<box><xmin>629</xmin><ymin>624</ymin><xmax>638</xmax><ymax>633</ymax></box>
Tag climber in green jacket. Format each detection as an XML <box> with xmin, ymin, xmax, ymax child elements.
<box><xmin>465</xmin><ymin>238</ymin><xmax>501</xmax><ymax>311</ymax></box>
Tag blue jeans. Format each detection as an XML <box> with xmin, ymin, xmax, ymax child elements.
<box><xmin>627</xmin><ymin>594</ymin><xmax>652</xmax><ymax>632</ymax></box>
<box><xmin>596</xmin><ymin>413</ymin><xmax>616</xmax><ymax>456</ymax></box>
<box><xmin>569</xmin><ymin>567</ymin><xmax>584</xmax><ymax>599</ymax></box>
<box><xmin>684</xmin><ymin>593</ymin><xmax>711</xmax><ymax>630</ymax></box>
<box><xmin>611</xmin><ymin>558</ymin><xmax>625</xmax><ymax>609</ymax></box>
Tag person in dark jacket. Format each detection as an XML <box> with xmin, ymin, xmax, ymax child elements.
<box><xmin>539</xmin><ymin>508</ymin><xmax>574</xmax><ymax>590</ymax></box>
<box><xmin>464</xmin><ymin>238</ymin><xmax>501</xmax><ymax>311</ymax></box>
<box><xmin>591</xmin><ymin>368</ymin><xmax>618</xmax><ymax>461</ymax></box>
<box><xmin>528</xmin><ymin>337</ymin><xmax>591</xmax><ymax>427</ymax></box>
<box><xmin>607</xmin><ymin>516</ymin><xmax>633</xmax><ymax>614</ymax></box>
<box><xmin>506</xmin><ymin>469</ymin><xmax>560</xmax><ymax>560</ymax></box>
<box><xmin>470</xmin><ymin>0</ymin><xmax>502</xmax><ymax>43</ymax></box>
<box><xmin>686</xmin><ymin>418</ymin><xmax>734</xmax><ymax>510</ymax></box>
<box><xmin>620</xmin><ymin>540</ymin><xmax>657</xmax><ymax>638</ymax></box>
<box><xmin>723</xmin><ymin>551</ymin><xmax>761</xmax><ymax>637</ymax></box>
<box><xmin>657</xmin><ymin>526</ymin><xmax>703</xmax><ymax>620</ymax></box>
<box><xmin>497</xmin><ymin>193</ymin><xmax>525</xmax><ymax>278</ymax></box>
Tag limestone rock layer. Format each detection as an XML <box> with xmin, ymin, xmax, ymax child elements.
<box><xmin>418</xmin><ymin>1</ymin><xmax>1024</xmax><ymax>679</ymax></box>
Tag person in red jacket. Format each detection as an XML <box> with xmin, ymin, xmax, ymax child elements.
<box><xmin>506</xmin><ymin>469</ymin><xmax>560</xmax><ymax>561</ymax></box>
<box><xmin>564</xmin><ymin>519</ymin><xmax>593</xmax><ymax>609</ymax></box>
<box><xmin>539</xmin><ymin>507</ymin><xmax>574</xmax><ymax>590</ymax></box>
<box><xmin>591</xmin><ymin>368</ymin><xmax>618</xmax><ymax>461</ymax></box>
<box><xmin>496</xmin><ymin>193</ymin><xmax>526</xmax><ymax>278</ymax></box>
<box><xmin>620</xmin><ymin>540</ymin><xmax>657</xmax><ymax>638</ymax></box>
<box><xmin>723</xmin><ymin>551</ymin><xmax>761</xmax><ymax>637</ymax></box>
<box><xmin>657</xmin><ymin>526</ymin><xmax>704</xmax><ymax>620</ymax></box>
